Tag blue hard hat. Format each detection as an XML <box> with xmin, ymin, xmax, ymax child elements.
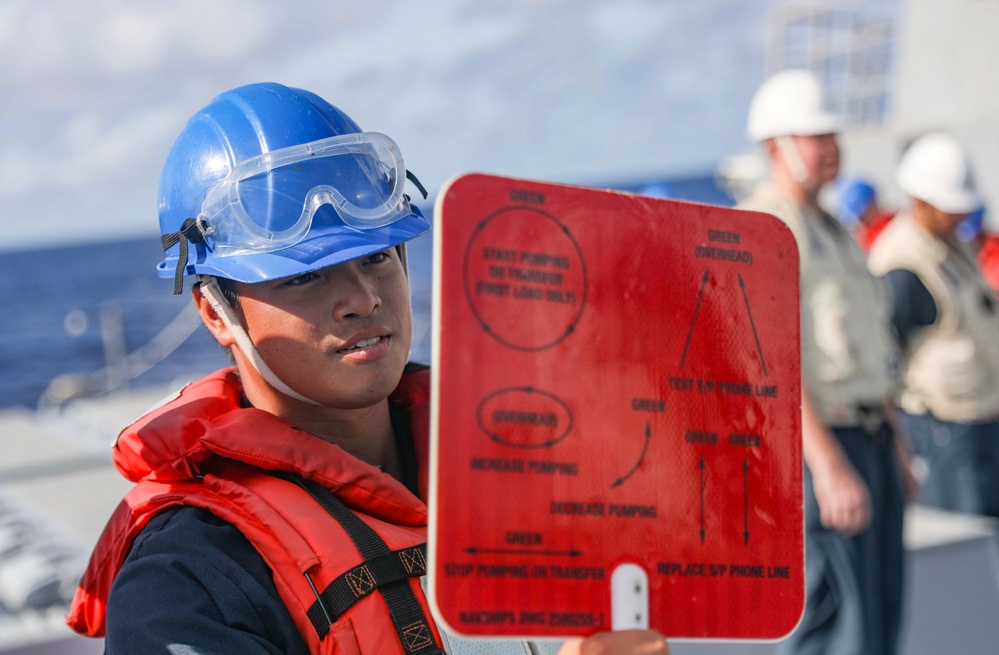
<box><xmin>836</xmin><ymin>178</ymin><xmax>877</xmax><ymax>226</ymax></box>
<box><xmin>157</xmin><ymin>82</ymin><xmax>431</xmax><ymax>291</ymax></box>
<box><xmin>957</xmin><ymin>205</ymin><xmax>986</xmax><ymax>242</ymax></box>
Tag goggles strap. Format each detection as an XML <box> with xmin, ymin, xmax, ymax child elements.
<box><xmin>200</xmin><ymin>277</ymin><xmax>322</xmax><ymax>406</ymax></box>
<box><xmin>406</xmin><ymin>170</ymin><xmax>429</xmax><ymax>200</ymax></box>
<box><xmin>161</xmin><ymin>218</ymin><xmax>206</xmax><ymax>295</ymax></box>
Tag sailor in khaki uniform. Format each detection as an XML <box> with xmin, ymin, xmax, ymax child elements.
<box><xmin>738</xmin><ymin>70</ymin><xmax>911</xmax><ymax>655</ymax></box>
<box><xmin>869</xmin><ymin>132</ymin><xmax>999</xmax><ymax>517</ymax></box>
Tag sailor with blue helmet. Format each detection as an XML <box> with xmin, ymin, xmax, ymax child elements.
<box><xmin>67</xmin><ymin>82</ymin><xmax>667</xmax><ymax>655</ymax></box>
<box><xmin>835</xmin><ymin>177</ymin><xmax>894</xmax><ymax>252</ymax></box>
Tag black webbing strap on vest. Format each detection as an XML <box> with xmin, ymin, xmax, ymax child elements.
<box><xmin>274</xmin><ymin>471</ymin><xmax>443</xmax><ymax>655</ymax></box>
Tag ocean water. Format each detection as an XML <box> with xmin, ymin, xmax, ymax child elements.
<box><xmin>0</xmin><ymin>175</ymin><xmax>732</xmax><ymax>410</ymax></box>
<box><xmin>0</xmin><ymin>232</ymin><xmax>434</xmax><ymax>411</ymax></box>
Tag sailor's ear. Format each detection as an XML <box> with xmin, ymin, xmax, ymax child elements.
<box><xmin>762</xmin><ymin>137</ymin><xmax>780</xmax><ymax>160</ymax></box>
<box><xmin>192</xmin><ymin>282</ymin><xmax>237</xmax><ymax>348</ymax></box>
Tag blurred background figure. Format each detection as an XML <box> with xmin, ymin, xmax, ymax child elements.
<box><xmin>638</xmin><ymin>181</ymin><xmax>676</xmax><ymax>199</ymax></box>
<box><xmin>836</xmin><ymin>176</ymin><xmax>895</xmax><ymax>252</ymax></box>
<box><xmin>714</xmin><ymin>152</ymin><xmax>768</xmax><ymax>204</ymax></box>
<box><xmin>955</xmin><ymin>204</ymin><xmax>985</xmax><ymax>244</ymax></box>
<box><xmin>869</xmin><ymin>132</ymin><xmax>999</xmax><ymax>519</ymax></box>
<box><xmin>957</xmin><ymin>204</ymin><xmax>999</xmax><ymax>295</ymax></box>
<box><xmin>738</xmin><ymin>68</ymin><xmax>908</xmax><ymax>655</ymax></box>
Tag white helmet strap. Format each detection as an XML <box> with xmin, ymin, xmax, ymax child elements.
<box><xmin>775</xmin><ymin>135</ymin><xmax>810</xmax><ymax>185</ymax></box>
<box><xmin>199</xmin><ymin>276</ymin><xmax>321</xmax><ymax>406</ymax></box>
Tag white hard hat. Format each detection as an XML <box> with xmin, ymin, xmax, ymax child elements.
<box><xmin>746</xmin><ymin>69</ymin><xmax>839</xmax><ymax>142</ymax></box>
<box><xmin>896</xmin><ymin>132</ymin><xmax>981</xmax><ymax>215</ymax></box>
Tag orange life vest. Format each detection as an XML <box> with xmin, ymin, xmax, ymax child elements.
<box><xmin>66</xmin><ymin>367</ymin><xmax>443</xmax><ymax>655</ymax></box>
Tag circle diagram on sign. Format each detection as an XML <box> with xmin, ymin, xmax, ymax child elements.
<box><xmin>476</xmin><ymin>386</ymin><xmax>574</xmax><ymax>449</ymax></box>
<box><xmin>463</xmin><ymin>206</ymin><xmax>587</xmax><ymax>351</ymax></box>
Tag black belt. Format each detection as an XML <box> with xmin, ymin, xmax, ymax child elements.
<box><xmin>855</xmin><ymin>404</ymin><xmax>890</xmax><ymax>442</ymax></box>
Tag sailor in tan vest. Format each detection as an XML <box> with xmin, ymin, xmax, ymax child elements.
<box><xmin>738</xmin><ymin>70</ymin><xmax>912</xmax><ymax>655</ymax></box>
<box><xmin>869</xmin><ymin>132</ymin><xmax>999</xmax><ymax>518</ymax></box>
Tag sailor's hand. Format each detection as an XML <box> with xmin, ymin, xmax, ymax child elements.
<box><xmin>800</xmin><ymin>394</ymin><xmax>871</xmax><ymax>535</ymax></box>
<box><xmin>812</xmin><ymin>460</ymin><xmax>871</xmax><ymax>535</ymax></box>
<box><xmin>890</xmin><ymin>419</ymin><xmax>920</xmax><ymax>503</ymax></box>
<box><xmin>895</xmin><ymin>452</ymin><xmax>920</xmax><ymax>503</ymax></box>
<box><xmin>558</xmin><ymin>629</ymin><xmax>668</xmax><ymax>655</ymax></box>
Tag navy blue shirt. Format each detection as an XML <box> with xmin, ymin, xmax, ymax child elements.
<box><xmin>105</xmin><ymin>506</ymin><xmax>310</xmax><ymax>655</ymax></box>
<box><xmin>884</xmin><ymin>268</ymin><xmax>937</xmax><ymax>348</ymax></box>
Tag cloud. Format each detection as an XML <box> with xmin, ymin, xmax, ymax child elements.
<box><xmin>0</xmin><ymin>0</ymin><xmax>275</xmax><ymax>90</ymax></box>
<box><xmin>0</xmin><ymin>0</ymin><xmax>775</xmax><ymax>251</ymax></box>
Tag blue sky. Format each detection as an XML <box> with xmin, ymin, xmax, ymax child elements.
<box><xmin>2</xmin><ymin>0</ymin><xmax>896</xmax><ymax>252</ymax></box>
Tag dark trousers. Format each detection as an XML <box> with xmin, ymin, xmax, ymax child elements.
<box><xmin>778</xmin><ymin>426</ymin><xmax>905</xmax><ymax>655</ymax></box>
<box><xmin>901</xmin><ymin>411</ymin><xmax>999</xmax><ymax>518</ymax></box>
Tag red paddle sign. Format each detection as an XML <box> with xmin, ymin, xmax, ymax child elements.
<box><xmin>428</xmin><ymin>173</ymin><xmax>803</xmax><ymax>640</ymax></box>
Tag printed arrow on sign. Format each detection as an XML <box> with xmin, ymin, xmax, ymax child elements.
<box><xmin>699</xmin><ymin>455</ymin><xmax>706</xmax><ymax>544</ymax></box>
<box><xmin>464</xmin><ymin>547</ymin><xmax>583</xmax><ymax>557</ymax></box>
<box><xmin>738</xmin><ymin>273</ymin><xmax>768</xmax><ymax>377</ymax></box>
<box><xmin>612</xmin><ymin>423</ymin><xmax>652</xmax><ymax>488</ymax></box>
<box><xmin>743</xmin><ymin>458</ymin><xmax>750</xmax><ymax>545</ymax></box>
<box><xmin>680</xmin><ymin>270</ymin><xmax>710</xmax><ymax>370</ymax></box>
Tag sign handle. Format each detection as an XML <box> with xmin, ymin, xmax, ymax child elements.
<box><xmin>611</xmin><ymin>563</ymin><xmax>649</xmax><ymax>630</ymax></box>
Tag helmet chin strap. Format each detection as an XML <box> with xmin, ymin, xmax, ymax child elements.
<box><xmin>200</xmin><ymin>276</ymin><xmax>322</xmax><ymax>406</ymax></box>
<box><xmin>775</xmin><ymin>135</ymin><xmax>810</xmax><ymax>185</ymax></box>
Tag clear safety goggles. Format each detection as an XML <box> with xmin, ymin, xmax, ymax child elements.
<box><xmin>199</xmin><ymin>132</ymin><xmax>411</xmax><ymax>256</ymax></box>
